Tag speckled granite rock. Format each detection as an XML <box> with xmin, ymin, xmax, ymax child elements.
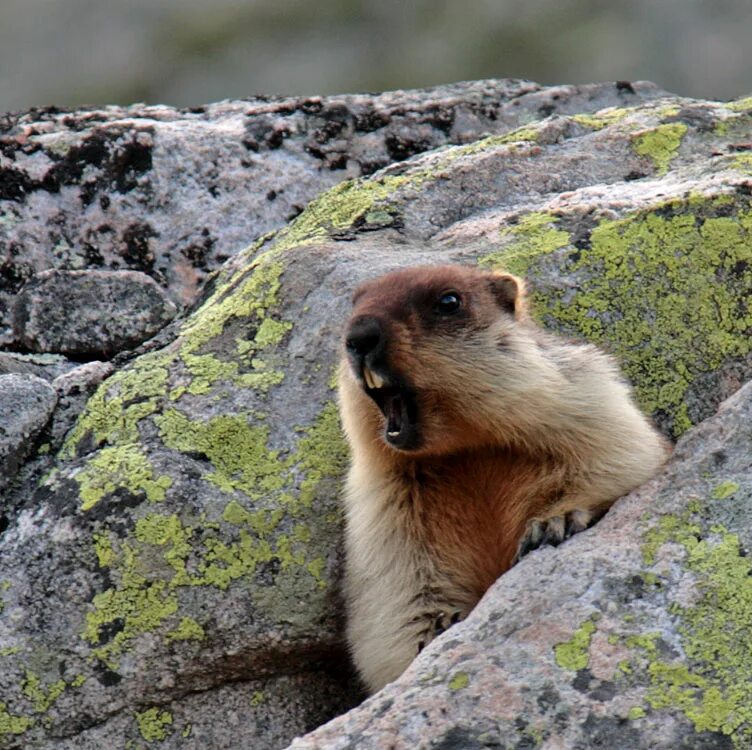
<box><xmin>0</xmin><ymin>373</ymin><xmax>56</xmax><ymax>489</ymax></box>
<box><xmin>0</xmin><ymin>79</ymin><xmax>665</xmax><ymax>346</ymax></box>
<box><xmin>12</xmin><ymin>269</ymin><xmax>177</xmax><ymax>357</ymax></box>
<box><xmin>0</xmin><ymin>87</ymin><xmax>750</xmax><ymax>749</ymax></box>
<box><xmin>288</xmin><ymin>379</ymin><xmax>752</xmax><ymax>750</ymax></box>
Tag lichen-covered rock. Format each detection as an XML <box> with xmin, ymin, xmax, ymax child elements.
<box><xmin>12</xmin><ymin>270</ymin><xmax>177</xmax><ymax>357</ymax></box>
<box><xmin>0</xmin><ymin>87</ymin><xmax>750</xmax><ymax>749</ymax></box>
<box><xmin>49</xmin><ymin>361</ymin><xmax>114</xmax><ymax>450</ymax></box>
<box><xmin>288</xmin><ymin>378</ymin><xmax>752</xmax><ymax>750</ymax></box>
<box><xmin>0</xmin><ymin>373</ymin><xmax>56</xmax><ymax>489</ymax></box>
<box><xmin>0</xmin><ymin>80</ymin><xmax>665</xmax><ymax>346</ymax></box>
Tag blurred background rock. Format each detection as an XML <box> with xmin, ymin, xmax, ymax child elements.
<box><xmin>1</xmin><ymin>0</ymin><xmax>750</xmax><ymax>112</ymax></box>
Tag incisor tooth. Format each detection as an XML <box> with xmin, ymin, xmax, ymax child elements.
<box><xmin>371</xmin><ymin>371</ymin><xmax>385</xmax><ymax>388</ymax></box>
<box><xmin>363</xmin><ymin>368</ymin><xmax>375</xmax><ymax>389</ymax></box>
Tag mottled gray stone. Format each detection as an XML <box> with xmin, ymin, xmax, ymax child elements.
<box><xmin>0</xmin><ymin>351</ymin><xmax>76</xmax><ymax>380</ymax></box>
<box><xmin>12</xmin><ymin>269</ymin><xmax>177</xmax><ymax>357</ymax></box>
<box><xmin>0</xmin><ymin>373</ymin><xmax>56</xmax><ymax>488</ymax></box>
<box><xmin>0</xmin><ymin>79</ymin><xmax>666</xmax><ymax>346</ymax></box>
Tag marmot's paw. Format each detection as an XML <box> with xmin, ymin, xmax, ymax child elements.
<box><xmin>515</xmin><ymin>508</ymin><xmax>603</xmax><ymax>562</ymax></box>
<box><xmin>416</xmin><ymin>610</ymin><xmax>463</xmax><ymax>654</ymax></box>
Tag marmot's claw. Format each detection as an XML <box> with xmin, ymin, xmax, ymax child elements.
<box><xmin>515</xmin><ymin>509</ymin><xmax>604</xmax><ymax>563</ymax></box>
<box><xmin>416</xmin><ymin>609</ymin><xmax>464</xmax><ymax>654</ymax></box>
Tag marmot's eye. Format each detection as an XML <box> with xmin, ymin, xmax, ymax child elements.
<box><xmin>435</xmin><ymin>291</ymin><xmax>462</xmax><ymax>315</ymax></box>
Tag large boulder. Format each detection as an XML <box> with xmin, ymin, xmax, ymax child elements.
<box><xmin>0</xmin><ymin>79</ymin><xmax>664</xmax><ymax>346</ymax></box>
<box><xmin>13</xmin><ymin>269</ymin><xmax>177</xmax><ymax>357</ymax></box>
<box><xmin>0</xmin><ymin>84</ymin><xmax>750</xmax><ymax>748</ymax></box>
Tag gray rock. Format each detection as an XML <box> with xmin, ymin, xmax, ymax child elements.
<box><xmin>12</xmin><ymin>269</ymin><xmax>177</xmax><ymax>357</ymax></box>
<box><xmin>0</xmin><ymin>351</ymin><xmax>76</xmax><ymax>380</ymax></box>
<box><xmin>49</xmin><ymin>361</ymin><xmax>114</xmax><ymax>449</ymax></box>
<box><xmin>0</xmin><ymin>87</ymin><xmax>750</xmax><ymax>749</ymax></box>
<box><xmin>0</xmin><ymin>80</ymin><xmax>666</xmax><ymax>345</ymax></box>
<box><xmin>288</xmin><ymin>380</ymin><xmax>752</xmax><ymax>750</ymax></box>
<box><xmin>0</xmin><ymin>373</ymin><xmax>56</xmax><ymax>489</ymax></box>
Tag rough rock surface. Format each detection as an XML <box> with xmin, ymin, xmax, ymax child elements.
<box><xmin>0</xmin><ymin>373</ymin><xmax>56</xmax><ymax>489</ymax></box>
<box><xmin>0</xmin><ymin>79</ymin><xmax>665</xmax><ymax>346</ymax></box>
<box><xmin>49</xmin><ymin>362</ymin><xmax>114</xmax><ymax>450</ymax></box>
<box><xmin>289</xmin><ymin>379</ymin><xmax>752</xmax><ymax>749</ymax></box>
<box><xmin>0</xmin><ymin>352</ymin><xmax>76</xmax><ymax>381</ymax></box>
<box><xmin>12</xmin><ymin>270</ymin><xmax>177</xmax><ymax>357</ymax></box>
<box><xmin>0</xmin><ymin>84</ymin><xmax>750</xmax><ymax>749</ymax></box>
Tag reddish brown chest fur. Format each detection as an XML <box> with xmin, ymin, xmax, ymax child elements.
<box><xmin>397</xmin><ymin>447</ymin><xmax>568</xmax><ymax>600</ymax></box>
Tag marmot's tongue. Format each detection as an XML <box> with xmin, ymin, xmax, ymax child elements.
<box><xmin>386</xmin><ymin>393</ymin><xmax>405</xmax><ymax>441</ymax></box>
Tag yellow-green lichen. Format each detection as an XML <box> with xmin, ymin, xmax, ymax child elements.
<box><xmin>293</xmin><ymin>401</ymin><xmax>349</xmax><ymax>507</ymax></box>
<box><xmin>726</xmin><ymin>97</ymin><xmax>752</xmax><ymax>113</ymax></box>
<box><xmin>642</xmin><ymin>513</ymin><xmax>703</xmax><ymax>565</ymax></box>
<box><xmin>643</xmin><ymin>529</ymin><xmax>752</xmax><ymax>744</ymax></box>
<box><xmin>632</xmin><ymin>123</ymin><xmax>688</xmax><ymax>174</ymax></box>
<box><xmin>731</xmin><ymin>154</ymin><xmax>752</xmax><ymax>174</ymax></box>
<box><xmin>0</xmin><ymin>703</ymin><xmax>33</xmax><ymax>736</ymax></box>
<box><xmin>448</xmin><ymin>671</ymin><xmax>470</xmax><ymax>690</ymax></box>
<box><xmin>628</xmin><ymin>706</ymin><xmax>647</xmax><ymax>720</ymax></box>
<box><xmin>480</xmin><ymin>212</ymin><xmax>571</xmax><ymax>269</ymax></box>
<box><xmin>554</xmin><ymin>618</ymin><xmax>597</xmax><ymax>671</ymax></box>
<box><xmin>618</xmin><ymin>490</ymin><xmax>752</xmax><ymax>746</ymax></box>
<box><xmin>177</xmin><ymin>257</ymin><xmax>291</xmax><ymax>396</ymax></box>
<box><xmin>712</xmin><ymin>481</ymin><xmax>740</xmax><ymax>500</ymax></box>
<box><xmin>82</xmin><ymin>399</ymin><xmax>346</xmax><ymax>663</ymax></box>
<box><xmin>250</xmin><ymin>690</ymin><xmax>265</xmax><ymax>707</ymax></box>
<box><xmin>63</xmin><ymin>351</ymin><xmax>172</xmax><ymax>456</ymax></box>
<box><xmin>155</xmin><ymin>410</ymin><xmax>284</xmax><ymax>498</ymax></box>
<box><xmin>166</xmin><ymin>617</ymin><xmax>205</xmax><ymax>642</ymax></box>
<box><xmin>571</xmin><ymin>107</ymin><xmax>632</xmax><ymax>130</ymax></box>
<box><xmin>76</xmin><ymin>445</ymin><xmax>173</xmax><ymax>511</ymax></box>
<box><xmin>483</xmin><ymin>197</ymin><xmax>752</xmax><ymax>437</ymax></box>
<box><xmin>135</xmin><ymin>707</ymin><xmax>173</xmax><ymax>742</ymax></box>
<box><xmin>21</xmin><ymin>671</ymin><xmax>66</xmax><ymax>714</ymax></box>
<box><xmin>272</xmin><ymin>175</ymin><xmax>410</xmax><ymax>249</ymax></box>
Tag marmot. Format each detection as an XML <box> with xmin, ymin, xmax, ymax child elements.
<box><xmin>338</xmin><ymin>264</ymin><xmax>669</xmax><ymax>694</ymax></box>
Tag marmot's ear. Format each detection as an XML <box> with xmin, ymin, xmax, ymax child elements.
<box><xmin>488</xmin><ymin>273</ymin><xmax>526</xmax><ymax>319</ymax></box>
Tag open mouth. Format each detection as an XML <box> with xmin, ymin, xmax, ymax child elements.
<box><xmin>361</xmin><ymin>366</ymin><xmax>419</xmax><ymax>450</ymax></box>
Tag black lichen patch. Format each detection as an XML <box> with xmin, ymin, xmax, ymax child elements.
<box><xmin>576</xmin><ymin>714</ymin><xmax>640</xmax><ymax>749</ymax></box>
<box><xmin>243</xmin><ymin>116</ymin><xmax>291</xmax><ymax>151</ymax></box>
<box><xmin>1</xmin><ymin>127</ymin><xmax>154</xmax><ymax>207</ymax></box>
<box><xmin>616</xmin><ymin>81</ymin><xmax>637</xmax><ymax>95</ymax></box>
<box><xmin>109</xmin><ymin>138</ymin><xmax>153</xmax><ymax>192</ymax></box>
<box><xmin>94</xmin><ymin>663</ymin><xmax>123</xmax><ymax>687</ymax></box>
<box><xmin>384</xmin><ymin>132</ymin><xmax>435</xmax><ymax>162</ymax></box>
<box><xmin>119</xmin><ymin>222</ymin><xmax>159</xmax><ymax>276</ymax></box>
<box><xmin>309</xmin><ymin>104</ymin><xmax>351</xmax><ymax>143</ymax></box>
<box><xmin>420</xmin><ymin>105</ymin><xmax>455</xmax><ymax>134</ymax></box>
<box><xmin>180</xmin><ymin>228</ymin><xmax>216</xmax><ymax>271</ymax></box>
<box><xmin>0</xmin><ymin>165</ymin><xmax>37</xmax><ymax>201</ymax></box>
<box><xmin>432</xmin><ymin>726</ymin><xmax>489</xmax><ymax>750</ymax></box>
<box><xmin>353</xmin><ymin>107</ymin><xmax>390</xmax><ymax>133</ymax></box>
<box><xmin>0</xmin><ymin>241</ymin><xmax>35</xmax><ymax>293</ymax></box>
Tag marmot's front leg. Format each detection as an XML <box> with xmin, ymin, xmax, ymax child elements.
<box><xmin>514</xmin><ymin>507</ymin><xmax>607</xmax><ymax>563</ymax></box>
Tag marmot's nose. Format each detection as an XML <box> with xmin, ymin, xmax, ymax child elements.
<box><xmin>346</xmin><ymin>316</ymin><xmax>383</xmax><ymax>358</ymax></box>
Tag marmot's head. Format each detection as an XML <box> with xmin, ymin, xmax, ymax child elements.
<box><xmin>340</xmin><ymin>265</ymin><xmax>533</xmax><ymax>455</ymax></box>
